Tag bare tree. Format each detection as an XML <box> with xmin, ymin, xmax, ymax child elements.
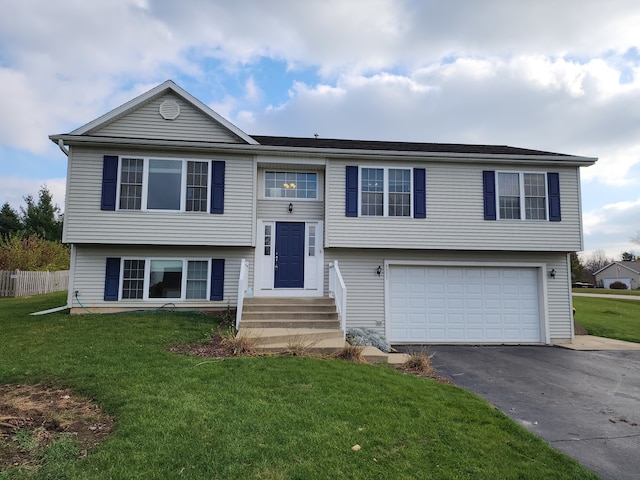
<box><xmin>582</xmin><ymin>249</ymin><xmax>613</xmax><ymax>279</ymax></box>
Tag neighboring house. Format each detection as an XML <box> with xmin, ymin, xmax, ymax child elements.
<box><xmin>50</xmin><ymin>80</ymin><xmax>597</xmax><ymax>345</ymax></box>
<box><xmin>593</xmin><ymin>262</ymin><xmax>640</xmax><ymax>289</ymax></box>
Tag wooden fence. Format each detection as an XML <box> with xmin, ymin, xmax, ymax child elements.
<box><xmin>0</xmin><ymin>270</ymin><xmax>69</xmax><ymax>297</ymax></box>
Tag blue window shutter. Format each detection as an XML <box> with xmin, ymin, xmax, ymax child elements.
<box><xmin>104</xmin><ymin>257</ymin><xmax>121</xmax><ymax>301</ymax></box>
<box><xmin>210</xmin><ymin>259</ymin><xmax>225</xmax><ymax>300</ymax></box>
<box><xmin>101</xmin><ymin>156</ymin><xmax>118</xmax><ymax>211</ymax></box>
<box><xmin>413</xmin><ymin>168</ymin><xmax>426</xmax><ymax>218</ymax></box>
<box><xmin>345</xmin><ymin>166</ymin><xmax>358</xmax><ymax>217</ymax></box>
<box><xmin>210</xmin><ymin>161</ymin><xmax>225</xmax><ymax>214</ymax></box>
<box><xmin>547</xmin><ymin>172</ymin><xmax>561</xmax><ymax>221</ymax></box>
<box><xmin>483</xmin><ymin>171</ymin><xmax>497</xmax><ymax>220</ymax></box>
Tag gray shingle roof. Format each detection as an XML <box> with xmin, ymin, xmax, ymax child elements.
<box><xmin>251</xmin><ymin>135</ymin><xmax>571</xmax><ymax>157</ymax></box>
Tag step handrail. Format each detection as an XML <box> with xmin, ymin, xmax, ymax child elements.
<box><xmin>236</xmin><ymin>259</ymin><xmax>250</xmax><ymax>330</ymax></box>
<box><xmin>328</xmin><ymin>261</ymin><xmax>347</xmax><ymax>338</ymax></box>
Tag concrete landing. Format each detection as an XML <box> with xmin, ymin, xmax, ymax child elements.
<box><xmin>556</xmin><ymin>335</ymin><xmax>640</xmax><ymax>351</ymax></box>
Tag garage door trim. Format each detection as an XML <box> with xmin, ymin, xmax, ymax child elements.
<box><xmin>384</xmin><ymin>260</ymin><xmax>550</xmax><ymax>344</ymax></box>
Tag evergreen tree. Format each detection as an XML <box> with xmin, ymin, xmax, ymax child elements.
<box><xmin>20</xmin><ymin>186</ymin><xmax>63</xmax><ymax>241</ymax></box>
<box><xmin>0</xmin><ymin>202</ymin><xmax>22</xmax><ymax>239</ymax></box>
<box><xmin>570</xmin><ymin>252</ymin><xmax>585</xmax><ymax>282</ymax></box>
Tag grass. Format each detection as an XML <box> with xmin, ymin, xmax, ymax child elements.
<box><xmin>0</xmin><ymin>293</ymin><xmax>597</xmax><ymax>479</ymax></box>
<box><xmin>573</xmin><ymin>296</ymin><xmax>640</xmax><ymax>343</ymax></box>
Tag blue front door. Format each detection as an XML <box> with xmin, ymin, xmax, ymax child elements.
<box><xmin>274</xmin><ymin>222</ymin><xmax>305</xmax><ymax>288</ymax></box>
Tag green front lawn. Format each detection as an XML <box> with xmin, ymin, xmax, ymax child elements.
<box><xmin>0</xmin><ymin>293</ymin><xmax>596</xmax><ymax>479</ymax></box>
<box><xmin>573</xmin><ymin>296</ymin><xmax>640</xmax><ymax>343</ymax></box>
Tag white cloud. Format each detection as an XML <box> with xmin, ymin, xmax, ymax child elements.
<box><xmin>582</xmin><ymin>197</ymin><xmax>640</xmax><ymax>257</ymax></box>
<box><xmin>0</xmin><ymin>177</ymin><xmax>67</xmax><ymax>213</ymax></box>
<box><xmin>2</xmin><ymin>0</ymin><xmax>640</xmax><ymax>261</ymax></box>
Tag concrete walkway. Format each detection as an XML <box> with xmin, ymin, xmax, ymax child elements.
<box><xmin>557</xmin><ymin>335</ymin><xmax>640</xmax><ymax>351</ymax></box>
<box><xmin>573</xmin><ymin>292</ymin><xmax>640</xmax><ymax>300</ymax></box>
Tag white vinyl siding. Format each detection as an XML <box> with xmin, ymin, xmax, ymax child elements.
<box><xmin>70</xmin><ymin>245</ymin><xmax>254</xmax><ymax>310</ymax></box>
<box><xmin>64</xmin><ymin>148</ymin><xmax>255</xmax><ymax>246</ymax></box>
<box><xmin>324</xmin><ymin>248</ymin><xmax>573</xmax><ymax>342</ymax></box>
<box><xmin>325</xmin><ymin>160</ymin><xmax>583</xmax><ymax>251</ymax></box>
<box><xmin>93</xmin><ymin>92</ymin><xmax>244</xmax><ymax>143</ymax></box>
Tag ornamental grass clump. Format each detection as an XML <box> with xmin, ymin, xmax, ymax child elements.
<box><xmin>219</xmin><ymin>329</ymin><xmax>256</xmax><ymax>357</ymax></box>
<box><xmin>402</xmin><ymin>351</ymin><xmax>436</xmax><ymax>377</ymax></box>
<box><xmin>331</xmin><ymin>344</ymin><xmax>366</xmax><ymax>363</ymax></box>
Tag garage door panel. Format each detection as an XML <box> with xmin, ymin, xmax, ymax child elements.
<box><xmin>389</xmin><ymin>266</ymin><xmax>541</xmax><ymax>343</ymax></box>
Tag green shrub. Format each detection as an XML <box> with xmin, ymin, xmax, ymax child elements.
<box><xmin>0</xmin><ymin>235</ymin><xmax>70</xmax><ymax>271</ymax></box>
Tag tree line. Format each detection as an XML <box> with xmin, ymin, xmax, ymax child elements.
<box><xmin>0</xmin><ymin>186</ymin><xmax>69</xmax><ymax>271</ymax></box>
<box><xmin>0</xmin><ymin>186</ymin><xmax>63</xmax><ymax>241</ymax></box>
<box><xmin>572</xmin><ymin>246</ymin><xmax>639</xmax><ymax>284</ymax></box>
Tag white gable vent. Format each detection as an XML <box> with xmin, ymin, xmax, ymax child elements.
<box><xmin>159</xmin><ymin>99</ymin><xmax>181</xmax><ymax>120</ymax></box>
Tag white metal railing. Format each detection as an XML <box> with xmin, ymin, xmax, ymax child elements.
<box><xmin>329</xmin><ymin>261</ymin><xmax>347</xmax><ymax>338</ymax></box>
<box><xmin>235</xmin><ymin>259</ymin><xmax>250</xmax><ymax>330</ymax></box>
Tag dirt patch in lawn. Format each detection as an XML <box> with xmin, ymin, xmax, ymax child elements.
<box><xmin>169</xmin><ymin>334</ymin><xmax>231</xmax><ymax>358</ymax></box>
<box><xmin>0</xmin><ymin>384</ymin><xmax>113</xmax><ymax>472</ymax></box>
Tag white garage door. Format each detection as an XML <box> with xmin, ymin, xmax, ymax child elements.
<box><xmin>389</xmin><ymin>266</ymin><xmax>541</xmax><ymax>343</ymax></box>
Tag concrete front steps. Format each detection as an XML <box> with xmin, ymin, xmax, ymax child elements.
<box><xmin>237</xmin><ymin>297</ymin><xmax>410</xmax><ymax>364</ymax></box>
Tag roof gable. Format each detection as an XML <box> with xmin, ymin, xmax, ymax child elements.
<box><xmin>593</xmin><ymin>261</ymin><xmax>640</xmax><ymax>276</ymax></box>
<box><xmin>71</xmin><ymin>80</ymin><xmax>257</xmax><ymax>145</ymax></box>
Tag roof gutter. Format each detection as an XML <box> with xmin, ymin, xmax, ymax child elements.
<box><xmin>49</xmin><ymin>134</ymin><xmax>598</xmax><ymax>167</ymax></box>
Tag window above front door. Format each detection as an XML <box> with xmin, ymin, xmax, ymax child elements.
<box><xmin>264</xmin><ymin>171</ymin><xmax>318</xmax><ymax>199</ymax></box>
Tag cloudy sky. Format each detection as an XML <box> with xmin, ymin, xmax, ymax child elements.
<box><xmin>1</xmin><ymin>0</ymin><xmax>639</xmax><ymax>259</ymax></box>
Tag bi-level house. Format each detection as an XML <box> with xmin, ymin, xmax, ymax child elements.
<box><xmin>50</xmin><ymin>80</ymin><xmax>596</xmax><ymax>345</ymax></box>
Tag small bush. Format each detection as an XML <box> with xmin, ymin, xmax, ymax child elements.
<box><xmin>609</xmin><ymin>281</ymin><xmax>628</xmax><ymax>290</ymax></box>
<box><xmin>346</xmin><ymin>328</ymin><xmax>391</xmax><ymax>353</ymax></box>
<box><xmin>0</xmin><ymin>235</ymin><xmax>70</xmax><ymax>271</ymax></box>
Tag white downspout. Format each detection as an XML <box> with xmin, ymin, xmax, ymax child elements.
<box><xmin>57</xmin><ymin>139</ymin><xmax>69</xmax><ymax>156</ymax></box>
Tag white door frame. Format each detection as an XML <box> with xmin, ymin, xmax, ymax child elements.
<box><xmin>254</xmin><ymin>219</ymin><xmax>324</xmax><ymax>297</ymax></box>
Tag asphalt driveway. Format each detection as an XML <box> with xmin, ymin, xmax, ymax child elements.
<box><xmin>396</xmin><ymin>345</ymin><xmax>640</xmax><ymax>480</ymax></box>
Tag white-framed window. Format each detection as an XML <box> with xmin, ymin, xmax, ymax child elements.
<box><xmin>117</xmin><ymin>157</ymin><xmax>211</xmax><ymax>212</ymax></box>
<box><xmin>360</xmin><ymin>167</ymin><xmax>412</xmax><ymax>217</ymax></box>
<box><xmin>264</xmin><ymin>171</ymin><xmax>318</xmax><ymax>199</ymax></box>
<box><xmin>497</xmin><ymin>172</ymin><xmax>547</xmax><ymax>220</ymax></box>
<box><xmin>120</xmin><ymin>258</ymin><xmax>211</xmax><ymax>300</ymax></box>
